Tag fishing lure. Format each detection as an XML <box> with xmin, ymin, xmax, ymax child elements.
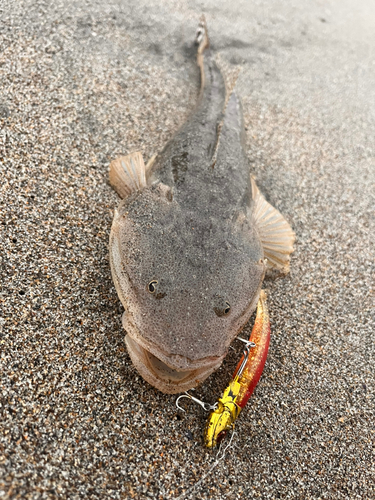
<box><xmin>204</xmin><ymin>290</ymin><xmax>270</xmax><ymax>448</ymax></box>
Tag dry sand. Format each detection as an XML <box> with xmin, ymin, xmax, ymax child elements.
<box><xmin>0</xmin><ymin>0</ymin><xmax>374</xmax><ymax>498</ymax></box>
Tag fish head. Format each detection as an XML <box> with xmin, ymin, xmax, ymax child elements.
<box><xmin>109</xmin><ymin>182</ymin><xmax>266</xmax><ymax>393</ymax></box>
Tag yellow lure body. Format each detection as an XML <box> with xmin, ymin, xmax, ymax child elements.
<box><xmin>204</xmin><ymin>378</ymin><xmax>242</xmax><ymax>448</ymax></box>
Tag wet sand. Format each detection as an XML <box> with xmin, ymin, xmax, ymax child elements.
<box><xmin>0</xmin><ymin>0</ymin><xmax>374</xmax><ymax>498</ymax></box>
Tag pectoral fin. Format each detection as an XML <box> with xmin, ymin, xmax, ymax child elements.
<box><xmin>251</xmin><ymin>177</ymin><xmax>295</xmax><ymax>275</ymax></box>
<box><xmin>109</xmin><ymin>152</ymin><xmax>148</xmax><ymax>198</ymax></box>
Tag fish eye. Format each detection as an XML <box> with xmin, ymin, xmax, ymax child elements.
<box><xmin>148</xmin><ymin>280</ymin><xmax>158</xmax><ymax>293</ymax></box>
<box><xmin>214</xmin><ymin>301</ymin><xmax>231</xmax><ymax>317</ymax></box>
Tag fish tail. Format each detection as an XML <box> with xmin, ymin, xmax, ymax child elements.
<box><xmin>195</xmin><ymin>15</ymin><xmax>209</xmax><ymax>51</ymax></box>
<box><xmin>195</xmin><ymin>17</ymin><xmax>242</xmax><ymax>168</ymax></box>
<box><xmin>195</xmin><ymin>15</ymin><xmax>210</xmax><ymax>91</ymax></box>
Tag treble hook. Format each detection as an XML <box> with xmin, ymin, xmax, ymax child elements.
<box><xmin>175</xmin><ymin>339</ymin><xmax>257</xmax><ymax>413</ymax></box>
<box><xmin>235</xmin><ymin>337</ymin><xmax>257</xmax><ymax>378</ymax></box>
<box><xmin>236</xmin><ymin>337</ymin><xmax>257</xmax><ymax>348</ymax></box>
<box><xmin>176</xmin><ymin>392</ymin><xmax>218</xmax><ymax>412</ymax></box>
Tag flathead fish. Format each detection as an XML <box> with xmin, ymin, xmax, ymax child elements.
<box><xmin>109</xmin><ymin>19</ymin><xmax>294</xmax><ymax>394</ymax></box>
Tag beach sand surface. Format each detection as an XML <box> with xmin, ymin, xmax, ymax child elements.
<box><xmin>0</xmin><ymin>0</ymin><xmax>374</xmax><ymax>498</ymax></box>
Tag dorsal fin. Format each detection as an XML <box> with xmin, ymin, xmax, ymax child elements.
<box><xmin>209</xmin><ymin>57</ymin><xmax>241</xmax><ymax>168</ymax></box>
<box><xmin>251</xmin><ymin>177</ymin><xmax>295</xmax><ymax>275</ymax></box>
<box><xmin>109</xmin><ymin>152</ymin><xmax>147</xmax><ymax>199</ymax></box>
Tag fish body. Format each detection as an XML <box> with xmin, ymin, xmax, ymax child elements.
<box><xmin>109</xmin><ymin>20</ymin><xmax>294</xmax><ymax>394</ymax></box>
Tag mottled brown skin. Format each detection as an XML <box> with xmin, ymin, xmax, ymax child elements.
<box><xmin>110</xmin><ymin>45</ymin><xmax>266</xmax><ymax>393</ymax></box>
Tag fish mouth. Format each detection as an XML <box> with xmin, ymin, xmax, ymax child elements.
<box><xmin>125</xmin><ymin>335</ymin><xmax>223</xmax><ymax>394</ymax></box>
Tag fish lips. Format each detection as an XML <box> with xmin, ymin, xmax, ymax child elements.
<box><xmin>124</xmin><ymin>333</ymin><xmax>224</xmax><ymax>394</ymax></box>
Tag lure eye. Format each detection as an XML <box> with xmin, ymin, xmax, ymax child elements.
<box><xmin>148</xmin><ymin>280</ymin><xmax>158</xmax><ymax>293</ymax></box>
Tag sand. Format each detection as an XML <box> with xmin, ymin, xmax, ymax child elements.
<box><xmin>0</xmin><ymin>0</ymin><xmax>374</xmax><ymax>498</ymax></box>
